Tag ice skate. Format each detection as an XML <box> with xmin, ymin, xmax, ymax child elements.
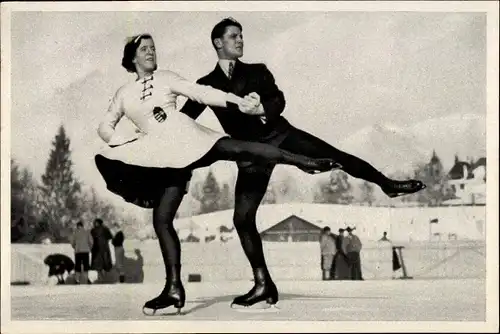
<box><xmin>381</xmin><ymin>179</ymin><xmax>426</xmax><ymax>198</ymax></box>
<box><xmin>142</xmin><ymin>282</ymin><xmax>185</xmax><ymax>316</ymax></box>
<box><xmin>231</xmin><ymin>268</ymin><xmax>280</xmax><ymax>312</ymax></box>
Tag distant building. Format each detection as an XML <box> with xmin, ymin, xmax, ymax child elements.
<box><xmin>260</xmin><ymin>215</ymin><xmax>323</xmax><ymax>242</ymax></box>
<box><xmin>446</xmin><ymin>157</ymin><xmax>486</xmax><ymax>205</ymax></box>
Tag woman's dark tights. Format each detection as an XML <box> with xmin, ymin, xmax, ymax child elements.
<box><xmin>152</xmin><ymin>185</ymin><xmax>185</xmax><ymax>283</ymax></box>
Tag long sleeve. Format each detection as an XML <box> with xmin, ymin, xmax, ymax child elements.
<box><xmin>257</xmin><ymin>64</ymin><xmax>286</xmax><ymax>124</ymax></box>
<box><xmin>97</xmin><ymin>88</ymin><xmax>125</xmax><ymax>143</ymax></box>
<box><xmin>179</xmin><ymin>93</ymin><xmax>208</xmax><ymax>120</ymax></box>
<box><xmin>165</xmin><ymin>71</ymin><xmax>229</xmax><ymax>108</ymax></box>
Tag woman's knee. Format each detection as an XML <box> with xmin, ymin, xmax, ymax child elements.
<box><xmin>233</xmin><ymin>207</ymin><xmax>258</xmax><ymax>229</ymax></box>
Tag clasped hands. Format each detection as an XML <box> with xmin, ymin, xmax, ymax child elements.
<box><xmin>232</xmin><ymin>92</ymin><xmax>265</xmax><ymax>116</ymax></box>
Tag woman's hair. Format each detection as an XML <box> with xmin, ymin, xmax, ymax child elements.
<box><xmin>121</xmin><ymin>33</ymin><xmax>154</xmax><ymax>73</ymax></box>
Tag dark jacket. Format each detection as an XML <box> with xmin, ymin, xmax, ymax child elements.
<box><xmin>90</xmin><ymin>225</ymin><xmax>113</xmax><ymax>271</ymax></box>
<box><xmin>44</xmin><ymin>253</ymin><xmax>75</xmax><ymax>276</ymax></box>
<box><xmin>180</xmin><ymin>60</ymin><xmax>291</xmax><ymax>142</ymax></box>
<box><xmin>112</xmin><ymin>231</ymin><xmax>124</xmax><ymax>247</ymax></box>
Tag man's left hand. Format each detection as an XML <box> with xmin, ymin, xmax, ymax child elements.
<box><xmin>240</xmin><ymin>92</ymin><xmax>265</xmax><ymax>115</ymax></box>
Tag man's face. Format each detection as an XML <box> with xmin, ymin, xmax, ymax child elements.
<box><xmin>215</xmin><ymin>25</ymin><xmax>244</xmax><ymax>59</ymax></box>
<box><xmin>133</xmin><ymin>38</ymin><xmax>157</xmax><ymax>73</ymax></box>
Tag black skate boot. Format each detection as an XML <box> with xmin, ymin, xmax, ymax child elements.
<box><xmin>231</xmin><ymin>267</ymin><xmax>279</xmax><ymax>311</ymax></box>
<box><xmin>142</xmin><ymin>265</ymin><xmax>185</xmax><ymax>316</ymax></box>
<box><xmin>381</xmin><ymin>179</ymin><xmax>426</xmax><ymax>198</ymax></box>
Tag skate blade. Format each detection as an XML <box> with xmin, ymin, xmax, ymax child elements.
<box><xmin>231</xmin><ymin>303</ymin><xmax>280</xmax><ymax>313</ymax></box>
<box><xmin>306</xmin><ymin>163</ymin><xmax>343</xmax><ymax>175</ymax></box>
<box><xmin>142</xmin><ymin>306</ymin><xmax>184</xmax><ymax>316</ymax></box>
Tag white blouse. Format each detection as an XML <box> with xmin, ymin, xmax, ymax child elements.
<box><xmin>98</xmin><ymin>70</ymin><xmax>229</xmax><ymax>145</ymax></box>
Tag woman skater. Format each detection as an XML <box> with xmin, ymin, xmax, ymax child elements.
<box><xmin>94</xmin><ymin>34</ymin><xmax>337</xmax><ymax>315</ymax></box>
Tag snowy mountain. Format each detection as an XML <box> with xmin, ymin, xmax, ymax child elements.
<box><xmin>339</xmin><ymin>122</ymin><xmax>430</xmax><ymax>175</ymax></box>
<box><xmin>338</xmin><ymin>113</ymin><xmax>486</xmax><ymax>175</ymax></box>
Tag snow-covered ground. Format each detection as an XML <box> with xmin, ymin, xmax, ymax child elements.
<box><xmin>8</xmin><ymin>278</ymin><xmax>485</xmax><ymax>323</ymax></box>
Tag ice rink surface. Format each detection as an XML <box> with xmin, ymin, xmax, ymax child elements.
<box><xmin>11</xmin><ymin>278</ymin><xmax>485</xmax><ymax>321</ymax></box>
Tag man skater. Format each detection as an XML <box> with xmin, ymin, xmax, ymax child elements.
<box><xmin>180</xmin><ymin>17</ymin><xmax>425</xmax><ymax>308</ymax></box>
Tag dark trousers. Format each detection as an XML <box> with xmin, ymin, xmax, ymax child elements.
<box><xmin>74</xmin><ymin>252</ymin><xmax>90</xmax><ymax>272</ymax></box>
<box><xmin>278</xmin><ymin>126</ymin><xmax>386</xmax><ymax>185</ymax></box>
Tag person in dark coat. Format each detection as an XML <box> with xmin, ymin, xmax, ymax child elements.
<box><xmin>112</xmin><ymin>230</ymin><xmax>126</xmax><ymax>283</ymax></box>
<box><xmin>345</xmin><ymin>226</ymin><xmax>363</xmax><ymax>280</ymax></box>
<box><xmin>90</xmin><ymin>218</ymin><xmax>113</xmax><ymax>282</ymax></box>
<box><xmin>332</xmin><ymin>228</ymin><xmax>350</xmax><ymax>279</ymax></box>
<box><xmin>44</xmin><ymin>254</ymin><xmax>75</xmax><ymax>284</ymax></box>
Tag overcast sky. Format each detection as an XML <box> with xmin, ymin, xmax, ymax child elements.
<box><xmin>8</xmin><ymin>8</ymin><xmax>488</xmax><ymax>205</ymax></box>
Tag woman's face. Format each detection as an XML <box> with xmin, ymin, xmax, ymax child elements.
<box><xmin>133</xmin><ymin>37</ymin><xmax>157</xmax><ymax>74</ymax></box>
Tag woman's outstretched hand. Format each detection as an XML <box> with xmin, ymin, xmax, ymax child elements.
<box><xmin>227</xmin><ymin>93</ymin><xmax>257</xmax><ymax>113</ymax></box>
<box><xmin>227</xmin><ymin>92</ymin><xmax>264</xmax><ymax>116</ymax></box>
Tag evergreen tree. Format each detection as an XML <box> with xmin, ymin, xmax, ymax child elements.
<box><xmin>80</xmin><ymin>187</ymin><xmax>120</xmax><ymax>230</ymax></box>
<box><xmin>276</xmin><ymin>174</ymin><xmax>294</xmax><ymax>202</ymax></box>
<box><xmin>359</xmin><ymin>181</ymin><xmax>375</xmax><ymax>206</ymax></box>
<box><xmin>39</xmin><ymin>125</ymin><xmax>81</xmax><ymax>241</ymax></box>
<box><xmin>11</xmin><ymin>159</ymin><xmax>41</xmax><ymax>242</ymax></box>
<box><xmin>413</xmin><ymin>150</ymin><xmax>453</xmax><ymax>206</ymax></box>
<box><xmin>193</xmin><ymin>170</ymin><xmax>221</xmax><ymax>214</ymax></box>
<box><xmin>314</xmin><ymin>171</ymin><xmax>353</xmax><ymax>204</ymax></box>
<box><xmin>218</xmin><ymin>183</ymin><xmax>234</xmax><ymax>211</ymax></box>
<box><xmin>11</xmin><ymin>159</ymin><xmax>26</xmax><ymax>223</ymax></box>
<box><xmin>263</xmin><ymin>174</ymin><xmax>294</xmax><ymax>204</ymax></box>
<box><xmin>262</xmin><ymin>183</ymin><xmax>277</xmax><ymax>204</ymax></box>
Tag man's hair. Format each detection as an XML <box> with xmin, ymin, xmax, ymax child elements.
<box><xmin>94</xmin><ymin>218</ymin><xmax>103</xmax><ymax>226</ymax></box>
<box><xmin>211</xmin><ymin>17</ymin><xmax>243</xmax><ymax>49</ymax></box>
<box><xmin>77</xmin><ymin>221</ymin><xmax>83</xmax><ymax>228</ymax></box>
<box><xmin>121</xmin><ymin>33</ymin><xmax>154</xmax><ymax>73</ymax></box>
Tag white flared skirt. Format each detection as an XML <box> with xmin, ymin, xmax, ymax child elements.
<box><xmin>99</xmin><ymin>111</ymin><xmax>228</xmax><ymax>169</ymax></box>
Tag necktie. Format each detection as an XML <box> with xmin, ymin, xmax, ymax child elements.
<box><xmin>228</xmin><ymin>62</ymin><xmax>234</xmax><ymax>79</ymax></box>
